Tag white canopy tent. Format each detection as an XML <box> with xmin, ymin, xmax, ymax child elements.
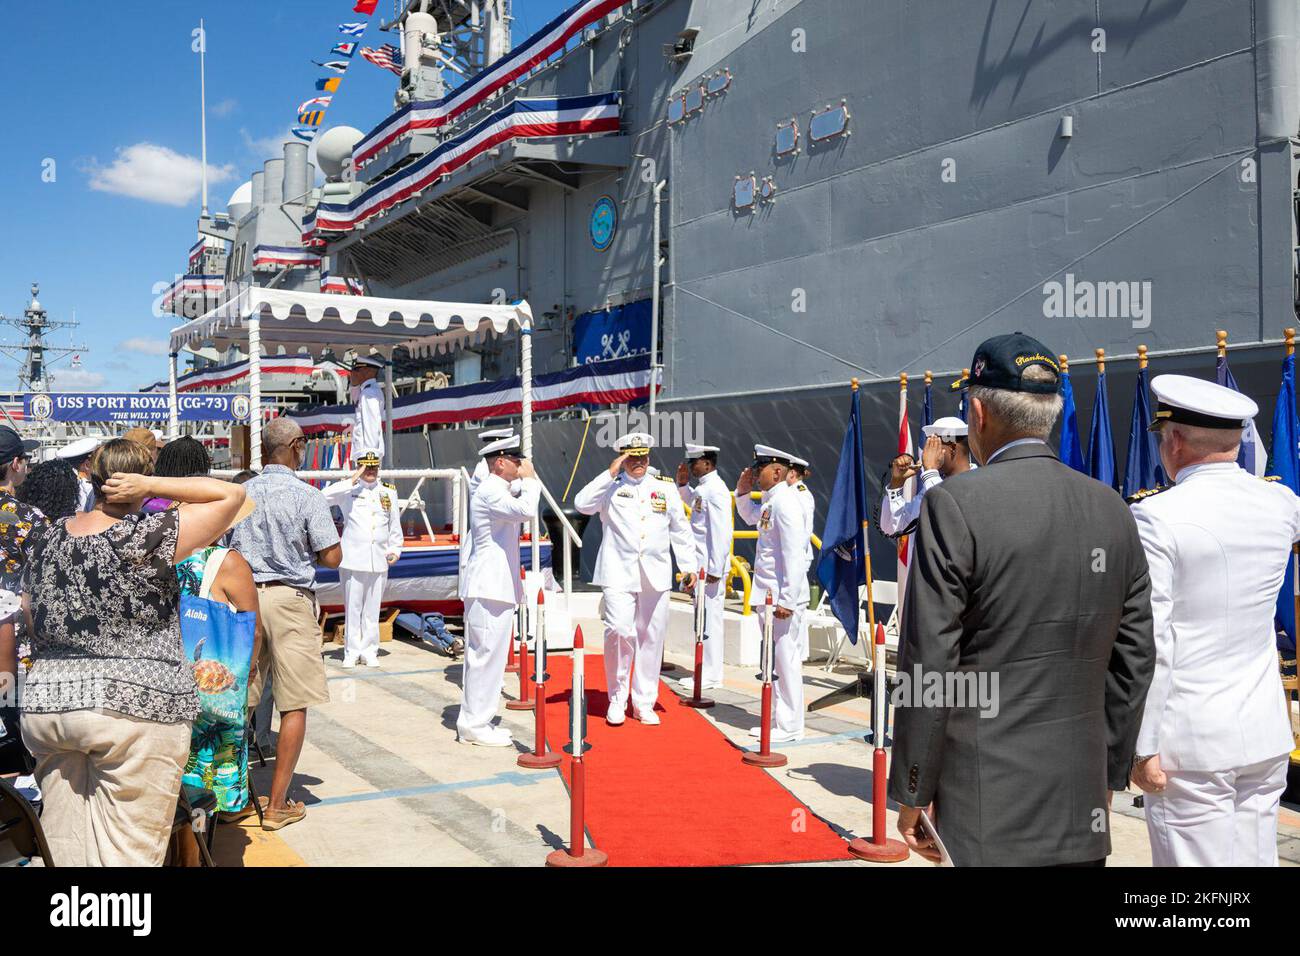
<box><xmin>167</xmin><ymin>285</ymin><xmax>536</xmax><ymax>470</ymax></box>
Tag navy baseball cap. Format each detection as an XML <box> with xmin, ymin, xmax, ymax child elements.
<box><xmin>0</xmin><ymin>426</ymin><xmax>38</xmax><ymax>463</ymax></box>
<box><xmin>969</xmin><ymin>332</ymin><xmax>1061</xmax><ymax>394</ymax></box>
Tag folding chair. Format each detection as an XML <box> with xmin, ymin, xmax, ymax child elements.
<box><xmin>0</xmin><ymin>775</ymin><xmax>54</xmax><ymax>866</ymax></box>
<box><xmin>173</xmin><ymin>785</ymin><xmax>218</xmax><ymax>867</ymax></box>
<box><xmin>814</xmin><ymin>579</ymin><xmax>900</xmax><ymax>671</ymax></box>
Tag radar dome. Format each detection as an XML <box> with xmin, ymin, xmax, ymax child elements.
<box><xmin>227</xmin><ymin>181</ymin><xmax>253</xmax><ymax>208</ymax></box>
<box><xmin>316</xmin><ymin>126</ymin><xmax>364</xmax><ymax>181</ymax></box>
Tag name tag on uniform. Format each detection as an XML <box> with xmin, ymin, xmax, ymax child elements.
<box><xmin>760</xmin><ymin>506</ymin><xmax>772</xmax><ymax>531</ymax></box>
<box><xmin>650</xmin><ymin>491</ymin><xmax>667</xmax><ymax>513</ymax></box>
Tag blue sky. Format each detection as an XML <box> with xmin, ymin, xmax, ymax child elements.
<box><xmin>0</xmin><ymin>0</ymin><xmax>571</xmax><ymax>394</ymax></box>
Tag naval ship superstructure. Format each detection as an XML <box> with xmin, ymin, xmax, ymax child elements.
<box><xmin>172</xmin><ymin>0</ymin><xmax>1300</xmax><ymax>556</ymax></box>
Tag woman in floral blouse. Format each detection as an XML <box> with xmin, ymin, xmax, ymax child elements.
<box><xmin>19</xmin><ymin>438</ymin><xmax>245</xmax><ymax>866</ymax></box>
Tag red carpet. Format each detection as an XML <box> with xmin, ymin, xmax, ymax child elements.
<box><xmin>539</xmin><ymin>653</ymin><xmax>853</xmax><ymax>866</ymax></box>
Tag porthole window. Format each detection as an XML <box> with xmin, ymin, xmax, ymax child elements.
<box><xmin>809</xmin><ymin>101</ymin><xmax>851</xmax><ymax>142</ymax></box>
<box><xmin>667</xmin><ymin>94</ymin><xmax>686</xmax><ymax>125</ymax></box>
<box><xmin>706</xmin><ymin>69</ymin><xmax>731</xmax><ymax>96</ymax></box>
<box><xmin>684</xmin><ymin>84</ymin><xmax>705</xmax><ymax>114</ymax></box>
<box><xmin>733</xmin><ymin>174</ymin><xmax>757</xmax><ymax>210</ymax></box>
<box><xmin>775</xmin><ymin>120</ymin><xmax>799</xmax><ymax>156</ymax></box>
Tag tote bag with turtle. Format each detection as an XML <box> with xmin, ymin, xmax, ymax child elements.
<box><xmin>178</xmin><ymin>547</ymin><xmax>257</xmax><ymax>813</ymax></box>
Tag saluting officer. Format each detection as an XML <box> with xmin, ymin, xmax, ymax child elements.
<box><xmin>350</xmin><ymin>355</ymin><xmax>386</xmax><ymax>464</ymax></box>
<box><xmin>879</xmin><ymin>416</ymin><xmax>975</xmax><ymax>537</ymax></box>
<box><xmin>675</xmin><ymin>443</ymin><xmax>733</xmax><ymax>691</ymax></box>
<box><xmin>575</xmin><ymin>432</ymin><xmax>697</xmax><ymax>725</ymax></box>
<box><xmin>469</xmin><ymin>427</ymin><xmax>516</xmax><ymax>496</ymax></box>
<box><xmin>457</xmin><ymin>435</ymin><xmax>539</xmax><ymax>746</ymax></box>
<box><xmin>323</xmin><ymin>451</ymin><xmax>404</xmax><ymax>668</ymax></box>
<box><xmin>735</xmin><ymin>445</ymin><xmax>810</xmax><ymax>741</ymax></box>
<box><xmin>787</xmin><ymin>456</ymin><xmax>815</xmax><ymax>658</ymax></box>
<box><xmin>1129</xmin><ymin>375</ymin><xmax>1299</xmax><ymax>866</ymax></box>
<box><xmin>56</xmin><ymin>436</ymin><xmax>101</xmax><ymax>512</ymax></box>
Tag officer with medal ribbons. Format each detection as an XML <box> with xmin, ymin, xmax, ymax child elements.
<box><xmin>350</xmin><ymin>354</ymin><xmax>386</xmax><ymax>464</ymax></box>
<box><xmin>575</xmin><ymin>432</ymin><xmax>697</xmax><ymax>725</ymax></box>
<box><xmin>734</xmin><ymin>445</ymin><xmax>810</xmax><ymax>741</ymax></box>
<box><xmin>322</xmin><ymin>451</ymin><xmax>404</xmax><ymax>668</ymax></box>
<box><xmin>1129</xmin><ymin>374</ymin><xmax>1300</xmax><ymax>866</ymax></box>
<box><xmin>675</xmin><ymin>443</ymin><xmax>733</xmax><ymax>691</ymax></box>
<box><xmin>457</xmin><ymin>435</ymin><xmax>539</xmax><ymax>746</ymax></box>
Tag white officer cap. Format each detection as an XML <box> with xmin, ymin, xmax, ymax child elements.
<box><xmin>752</xmin><ymin>444</ymin><xmax>796</xmax><ymax>467</ymax></box>
<box><xmin>789</xmin><ymin>455</ymin><xmax>809</xmax><ymax>468</ymax></box>
<box><xmin>351</xmin><ymin>354</ymin><xmax>385</xmax><ymax>370</ymax></box>
<box><xmin>616</xmin><ymin>432</ymin><xmax>653</xmax><ymax>455</ymax></box>
<box><xmin>1148</xmin><ymin>374</ymin><xmax>1258</xmax><ymax>431</ymax></box>
<box><xmin>480</xmin><ymin>435</ymin><xmax>522</xmax><ymax>457</ymax></box>
<box><xmin>56</xmin><ymin>436</ymin><xmax>100</xmax><ymax>461</ymax></box>
<box><xmin>479</xmin><ymin>427</ymin><xmax>514</xmax><ymax>442</ymax></box>
<box><xmin>922</xmin><ymin>416</ymin><xmax>969</xmax><ymax>441</ymax></box>
<box><xmin>684</xmin><ymin>443</ymin><xmax>719</xmax><ymax>459</ymax></box>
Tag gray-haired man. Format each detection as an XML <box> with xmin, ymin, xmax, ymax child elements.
<box><xmin>888</xmin><ymin>332</ymin><xmax>1155</xmax><ymax>866</ymax></box>
<box><xmin>230</xmin><ymin>416</ymin><xmax>343</xmax><ymax>831</ymax></box>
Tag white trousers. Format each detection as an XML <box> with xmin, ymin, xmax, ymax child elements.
<box><xmin>602</xmin><ymin>566</ymin><xmax>670</xmax><ymax>713</ymax></box>
<box><xmin>457</xmin><ymin>597</ymin><xmax>515</xmax><ymax>736</ymax></box>
<box><xmin>700</xmin><ymin>576</ymin><xmax>725</xmax><ymax>684</ymax></box>
<box><xmin>341</xmin><ymin>569</ymin><xmax>385</xmax><ymax>663</ymax></box>
<box><xmin>752</xmin><ymin>602</ymin><xmax>807</xmax><ymax>735</ymax></box>
<box><xmin>1144</xmin><ymin>754</ymin><xmax>1289</xmax><ymax>866</ymax></box>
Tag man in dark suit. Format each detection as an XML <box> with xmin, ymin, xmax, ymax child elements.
<box><xmin>888</xmin><ymin>332</ymin><xmax>1155</xmax><ymax>866</ymax></box>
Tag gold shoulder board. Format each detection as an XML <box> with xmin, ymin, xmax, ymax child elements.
<box><xmin>1125</xmin><ymin>485</ymin><xmax>1170</xmax><ymax>505</ymax></box>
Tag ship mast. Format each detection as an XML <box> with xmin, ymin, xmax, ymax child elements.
<box><xmin>0</xmin><ymin>283</ymin><xmax>90</xmax><ymax>392</ymax></box>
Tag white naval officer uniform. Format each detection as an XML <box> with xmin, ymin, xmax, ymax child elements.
<box><xmin>575</xmin><ymin>437</ymin><xmax>697</xmax><ymax>720</ymax></box>
<box><xmin>458</xmin><ymin>452</ymin><xmax>540</xmax><ymax>743</ymax></box>
<box><xmin>323</xmin><ymin>474</ymin><xmax>404</xmax><ymax>666</ymax></box>
<box><xmin>1131</xmin><ymin>375</ymin><xmax>1298</xmax><ymax>867</ymax></box>
<box><xmin>736</xmin><ymin>446</ymin><xmax>810</xmax><ymax>739</ymax></box>
<box><xmin>878</xmin><ymin>417</ymin><xmax>972</xmax><ymax>536</ymax></box>
<box><xmin>351</xmin><ymin>377</ymin><xmax>385</xmax><ymax>462</ymax></box>
<box><xmin>788</xmin><ymin>461</ymin><xmax>816</xmax><ymax>658</ymax></box>
<box><xmin>56</xmin><ymin>436</ymin><xmax>100</xmax><ymax>513</ymax></box>
<box><xmin>677</xmin><ymin>457</ymin><xmax>734</xmax><ymax>686</ymax></box>
<box><xmin>469</xmin><ymin>428</ymin><xmax>516</xmax><ymax>497</ymax></box>
<box><xmin>749</xmin><ymin>476</ymin><xmax>810</xmax><ymax>738</ymax></box>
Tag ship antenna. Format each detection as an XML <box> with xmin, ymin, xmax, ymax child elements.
<box><xmin>199</xmin><ymin>17</ymin><xmax>209</xmax><ymax>218</ymax></box>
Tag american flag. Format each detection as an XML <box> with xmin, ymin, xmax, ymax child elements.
<box><xmin>360</xmin><ymin>44</ymin><xmax>404</xmax><ymax>76</ymax></box>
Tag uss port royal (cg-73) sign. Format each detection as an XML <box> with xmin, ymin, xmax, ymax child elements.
<box><xmin>24</xmin><ymin>392</ymin><xmax>253</xmax><ymax>423</ymax></box>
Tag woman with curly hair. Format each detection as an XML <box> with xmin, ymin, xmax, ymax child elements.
<box><xmin>16</xmin><ymin>459</ymin><xmax>80</xmax><ymax>522</ymax></box>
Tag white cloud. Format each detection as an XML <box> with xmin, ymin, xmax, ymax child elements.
<box><xmin>211</xmin><ymin>98</ymin><xmax>238</xmax><ymax>118</ymax></box>
<box><xmin>53</xmin><ymin>368</ymin><xmax>106</xmax><ymax>390</ymax></box>
<box><xmin>119</xmin><ymin>337</ymin><xmax>170</xmax><ymax>357</ymax></box>
<box><xmin>84</xmin><ymin>143</ymin><xmax>235</xmax><ymax>207</ymax></box>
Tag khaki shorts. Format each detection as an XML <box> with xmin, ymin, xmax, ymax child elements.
<box><xmin>249</xmin><ymin>583</ymin><xmax>330</xmax><ymax>713</ymax></box>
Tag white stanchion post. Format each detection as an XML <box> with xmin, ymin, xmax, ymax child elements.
<box><xmin>167</xmin><ymin>351</ymin><xmax>179</xmax><ymax>441</ymax></box>
<box><xmin>249</xmin><ymin>315</ymin><xmax>263</xmax><ymax>469</ymax></box>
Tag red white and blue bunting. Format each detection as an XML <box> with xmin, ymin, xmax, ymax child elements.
<box><xmin>252</xmin><ymin>245</ymin><xmax>322</xmax><ymax>270</ymax></box>
<box><xmin>160</xmin><ymin>274</ymin><xmax>226</xmax><ymax>316</ymax></box>
<box><xmin>303</xmin><ymin>92</ymin><xmax>620</xmax><ymax>245</ymax></box>
<box><xmin>143</xmin><ymin>356</ymin><xmax>350</xmax><ymax>394</ymax></box>
<box><xmin>352</xmin><ymin>0</ymin><xmax>625</xmax><ymax>168</ymax></box>
<box><xmin>287</xmin><ymin>353</ymin><xmax>653</xmax><ymax>434</ymax></box>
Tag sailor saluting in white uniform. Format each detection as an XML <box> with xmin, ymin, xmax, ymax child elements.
<box><xmin>1129</xmin><ymin>374</ymin><xmax>1299</xmax><ymax>866</ymax></box>
<box><xmin>469</xmin><ymin>427</ymin><xmax>516</xmax><ymax>497</ymax></box>
<box><xmin>735</xmin><ymin>445</ymin><xmax>810</xmax><ymax>741</ymax></box>
<box><xmin>457</xmin><ymin>435</ymin><xmax>539</xmax><ymax>746</ymax></box>
<box><xmin>879</xmin><ymin>416</ymin><xmax>974</xmax><ymax>537</ymax></box>
<box><xmin>323</xmin><ymin>451</ymin><xmax>405</xmax><ymax>668</ymax></box>
<box><xmin>349</xmin><ymin>355</ymin><xmax>386</xmax><ymax>464</ymax></box>
<box><xmin>575</xmin><ymin>432</ymin><xmax>698</xmax><ymax>725</ymax></box>
<box><xmin>56</xmin><ymin>436</ymin><xmax>101</xmax><ymax>513</ymax></box>
<box><xmin>675</xmin><ymin>443</ymin><xmax>734</xmax><ymax>691</ymax></box>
